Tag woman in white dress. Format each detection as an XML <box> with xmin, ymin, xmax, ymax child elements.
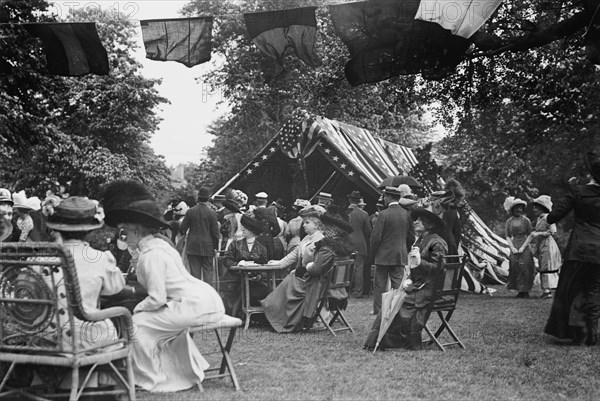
<box><xmin>102</xmin><ymin>180</ymin><xmax>225</xmax><ymax>392</ymax></box>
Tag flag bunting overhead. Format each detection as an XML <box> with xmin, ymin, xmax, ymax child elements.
<box><xmin>23</xmin><ymin>22</ymin><xmax>109</xmax><ymax>76</ymax></box>
<box><xmin>244</xmin><ymin>7</ymin><xmax>318</xmax><ymax>71</ymax></box>
<box><xmin>140</xmin><ymin>17</ymin><xmax>213</xmax><ymax>67</ymax></box>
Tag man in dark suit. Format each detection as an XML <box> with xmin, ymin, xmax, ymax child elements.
<box><xmin>370</xmin><ymin>186</ymin><xmax>411</xmax><ymax>314</ymax></box>
<box><xmin>347</xmin><ymin>190</ymin><xmax>371</xmax><ymax>298</ymax></box>
<box><xmin>180</xmin><ymin>187</ymin><xmax>220</xmax><ymax>286</ymax></box>
<box><xmin>212</xmin><ymin>194</ymin><xmax>227</xmax><ymax>224</ymax></box>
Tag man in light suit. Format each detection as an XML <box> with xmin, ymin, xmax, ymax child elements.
<box><xmin>180</xmin><ymin>187</ymin><xmax>220</xmax><ymax>286</ymax></box>
<box><xmin>370</xmin><ymin>186</ymin><xmax>411</xmax><ymax>314</ymax></box>
<box><xmin>347</xmin><ymin>190</ymin><xmax>371</xmax><ymax>298</ymax></box>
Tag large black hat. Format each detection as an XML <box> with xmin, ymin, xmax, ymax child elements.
<box><xmin>101</xmin><ymin>179</ymin><xmax>168</xmax><ymax>228</ymax></box>
<box><xmin>410</xmin><ymin>206</ymin><xmax>445</xmax><ymax>231</ymax></box>
<box><xmin>584</xmin><ymin>152</ymin><xmax>600</xmax><ymax>182</ymax></box>
<box><xmin>223</xmin><ymin>199</ymin><xmax>241</xmax><ymax>214</ymax></box>
<box><xmin>240</xmin><ymin>214</ymin><xmax>265</xmax><ymax>236</ymax></box>
<box><xmin>321</xmin><ymin>213</ymin><xmax>353</xmax><ymax>238</ymax></box>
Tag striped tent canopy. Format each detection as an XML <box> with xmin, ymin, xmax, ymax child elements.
<box><xmin>215</xmin><ymin>111</ymin><xmax>508</xmax><ymax>292</ymax></box>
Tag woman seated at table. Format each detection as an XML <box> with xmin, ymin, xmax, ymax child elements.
<box><xmin>364</xmin><ymin>205</ymin><xmax>448</xmax><ymax>350</ymax></box>
<box><xmin>102</xmin><ymin>179</ymin><xmax>225</xmax><ymax>392</ymax></box>
<box><xmin>221</xmin><ymin>213</ymin><xmax>269</xmax><ymax>317</ymax></box>
<box><xmin>261</xmin><ymin>207</ymin><xmax>353</xmax><ymax>333</ymax></box>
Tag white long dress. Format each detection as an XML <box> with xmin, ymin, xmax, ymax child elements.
<box><xmin>131</xmin><ymin>235</ymin><xmax>225</xmax><ymax>392</ymax></box>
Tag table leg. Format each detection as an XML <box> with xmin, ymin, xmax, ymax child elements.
<box><xmin>271</xmin><ymin>271</ymin><xmax>277</xmax><ymax>291</ymax></box>
<box><xmin>243</xmin><ymin>273</ymin><xmax>251</xmax><ymax>330</ymax></box>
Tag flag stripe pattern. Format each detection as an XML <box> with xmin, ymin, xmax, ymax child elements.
<box><xmin>23</xmin><ymin>22</ymin><xmax>109</xmax><ymax>76</ymax></box>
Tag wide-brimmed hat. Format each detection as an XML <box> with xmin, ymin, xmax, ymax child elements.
<box><xmin>383</xmin><ymin>186</ymin><xmax>402</xmax><ymax>196</ymax></box>
<box><xmin>240</xmin><ymin>214</ymin><xmax>265</xmax><ymax>236</ymax></box>
<box><xmin>299</xmin><ymin>204</ymin><xmax>326</xmax><ymax>217</ymax></box>
<box><xmin>532</xmin><ymin>195</ymin><xmax>553</xmax><ymax>213</ymax></box>
<box><xmin>223</xmin><ymin>199</ymin><xmax>241</xmax><ymax>214</ymax></box>
<box><xmin>503</xmin><ymin>196</ymin><xmax>527</xmax><ymax>213</ymax></box>
<box><xmin>0</xmin><ymin>218</ymin><xmax>13</xmax><ymax>241</ymax></box>
<box><xmin>293</xmin><ymin>198</ymin><xmax>311</xmax><ymax>209</ymax></box>
<box><xmin>229</xmin><ymin>189</ymin><xmax>248</xmax><ymax>206</ymax></box>
<box><xmin>358</xmin><ymin>199</ymin><xmax>366</xmax><ymax>207</ymax></box>
<box><xmin>321</xmin><ymin>213</ymin><xmax>353</xmax><ymax>238</ymax></box>
<box><xmin>317</xmin><ymin>192</ymin><xmax>332</xmax><ymax>201</ymax></box>
<box><xmin>398</xmin><ymin>184</ymin><xmax>412</xmax><ymax>198</ymax></box>
<box><xmin>255</xmin><ymin>191</ymin><xmax>268</xmax><ymax>200</ymax></box>
<box><xmin>212</xmin><ymin>194</ymin><xmax>226</xmax><ymax>202</ymax></box>
<box><xmin>12</xmin><ymin>191</ymin><xmax>41</xmax><ymax>211</ymax></box>
<box><xmin>0</xmin><ymin>188</ymin><xmax>13</xmax><ymax>205</ymax></box>
<box><xmin>47</xmin><ymin>196</ymin><xmax>104</xmax><ymax>232</ymax></box>
<box><xmin>197</xmin><ymin>187</ymin><xmax>211</xmax><ymax>202</ymax></box>
<box><xmin>411</xmin><ymin>206</ymin><xmax>445</xmax><ymax>231</ymax></box>
<box><xmin>584</xmin><ymin>152</ymin><xmax>600</xmax><ymax>182</ymax></box>
<box><xmin>101</xmin><ymin>179</ymin><xmax>168</xmax><ymax>229</ymax></box>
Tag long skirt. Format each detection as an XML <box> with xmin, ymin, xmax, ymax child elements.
<box><xmin>261</xmin><ymin>273</ymin><xmax>308</xmax><ymax>333</ymax></box>
<box><xmin>507</xmin><ymin>246</ymin><xmax>535</xmax><ymax>293</ymax></box>
<box><xmin>364</xmin><ymin>301</ymin><xmax>427</xmax><ymax>350</ymax></box>
<box><xmin>220</xmin><ymin>270</ymin><xmax>271</xmax><ymax>318</ymax></box>
<box><xmin>545</xmin><ymin>261</ymin><xmax>600</xmax><ymax>340</ymax></box>
<box><xmin>132</xmin><ymin>298</ymin><xmax>224</xmax><ymax>392</ymax></box>
<box><xmin>537</xmin><ymin>236</ymin><xmax>561</xmax><ymax>291</ymax></box>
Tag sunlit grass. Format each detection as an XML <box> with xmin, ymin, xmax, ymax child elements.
<box><xmin>139</xmin><ymin>285</ymin><xmax>600</xmax><ymax>400</ymax></box>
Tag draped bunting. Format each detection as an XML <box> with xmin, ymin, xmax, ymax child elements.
<box><xmin>328</xmin><ymin>0</ymin><xmax>470</xmax><ymax>86</ymax></box>
<box><xmin>23</xmin><ymin>22</ymin><xmax>109</xmax><ymax>76</ymax></box>
<box><xmin>415</xmin><ymin>0</ymin><xmax>503</xmax><ymax>39</ymax></box>
<box><xmin>140</xmin><ymin>17</ymin><xmax>213</xmax><ymax>67</ymax></box>
<box><xmin>244</xmin><ymin>6</ymin><xmax>318</xmax><ymax>73</ymax></box>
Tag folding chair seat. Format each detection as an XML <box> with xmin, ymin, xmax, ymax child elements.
<box><xmin>189</xmin><ymin>314</ymin><xmax>243</xmax><ymax>391</ymax></box>
<box><xmin>0</xmin><ymin>243</ymin><xmax>135</xmax><ymax>401</ymax></box>
<box><xmin>304</xmin><ymin>257</ymin><xmax>355</xmax><ymax>336</ymax></box>
<box><xmin>423</xmin><ymin>255</ymin><xmax>466</xmax><ymax>351</ymax></box>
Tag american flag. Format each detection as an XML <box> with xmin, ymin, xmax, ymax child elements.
<box><xmin>378</xmin><ymin>138</ymin><xmax>418</xmax><ymax>173</ymax></box>
<box><xmin>318</xmin><ymin>141</ymin><xmax>358</xmax><ymax>181</ymax></box>
<box><xmin>277</xmin><ymin>112</ymin><xmax>323</xmax><ymax>159</ymax></box>
<box><xmin>243</xmin><ymin>139</ymin><xmax>279</xmax><ymax>176</ymax></box>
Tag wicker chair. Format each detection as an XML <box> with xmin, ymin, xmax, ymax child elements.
<box><xmin>0</xmin><ymin>242</ymin><xmax>135</xmax><ymax>401</ymax></box>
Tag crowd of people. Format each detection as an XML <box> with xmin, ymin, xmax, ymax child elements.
<box><xmin>1</xmin><ymin>151</ymin><xmax>600</xmax><ymax>393</ymax></box>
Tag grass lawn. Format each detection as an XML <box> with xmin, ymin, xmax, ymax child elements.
<box><xmin>138</xmin><ymin>286</ymin><xmax>600</xmax><ymax>401</ymax></box>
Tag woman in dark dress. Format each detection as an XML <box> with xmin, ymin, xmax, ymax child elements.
<box><xmin>261</xmin><ymin>211</ymin><xmax>353</xmax><ymax>333</ymax></box>
<box><xmin>365</xmin><ymin>206</ymin><xmax>448</xmax><ymax>350</ymax></box>
<box><xmin>545</xmin><ymin>152</ymin><xmax>600</xmax><ymax>346</ymax></box>
<box><xmin>220</xmin><ymin>214</ymin><xmax>269</xmax><ymax>317</ymax></box>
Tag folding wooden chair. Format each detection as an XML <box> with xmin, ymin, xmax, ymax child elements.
<box><xmin>304</xmin><ymin>257</ymin><xmax>355</xmax><ymax>336</ymax></box>
<box><xmin>0</xmin><ymin>242</ymin><xmax>135</xmax><ymax>401</ymax></box>
<box><xmin>189</xmin><ymin>315</ymin><xmax>243</xmax><ymax>391</ymax></box>
<box><xmin>423</xmin><ymin>255</ymin><xmax>466</xmax><ymax>351</ymax></box>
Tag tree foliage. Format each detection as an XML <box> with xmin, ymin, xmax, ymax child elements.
<box><xmin>0</xmin><ymin>0</ymin><xmax>171</xmax><ymax>198</ymax></box>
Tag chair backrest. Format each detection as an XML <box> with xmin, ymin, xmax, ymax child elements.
<box><xmin>328</xmin><ymin>258</ymin><xmax>354</xmax><ymax>290</ymax></box>
<box><xmin>0</xmin><ymin>242</ymin><xmax>88</xmax><ymax>354</ymax></box>
<box><xmin>432</xmin><ymin>255</ymin><xmax>466</xmax><ymax>307</ymax></box>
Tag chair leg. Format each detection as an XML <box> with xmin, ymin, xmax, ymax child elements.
<box><xmin>321</xmin><ymin>313</ymin><xmax>336</xmax><ymax>336</ymax></box>
<box><xmin>424</xmin><ymin>325</ymin><xmax>445</xmax><ymax>352</ymax></box>
<box><xmin>69</xmin><ymin>366</ymin><xmax>79</xmax><ymax>401</ymax></box>
<box><xmin>438</xmin><ymin>314</ymin><xmax>465</xmax><ymax>349</ymax></box>
<box><xmin>0</xmin><ymin>361</ymin><xmax>16</xmax><ymax>392</ymax></box>
<box><xmin>126</xmin><ymin>352</ymin><xmax>136</xmax><ymax>400</ymax></box>
<box><xmin>434</xmin><ymin>310</ymin><xmax>454</xmax><ymax>338</ymax></box>
<box><xmin>215</xmin><ymin>328</ymin><xmax>240</xmax><ymax>391</ymax></box>
<box><xmin>335</xmin><ymin>310</ymin><xmax>354</xmax><ymax>333</ymax></box>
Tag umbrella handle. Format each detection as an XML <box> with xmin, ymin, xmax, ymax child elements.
<box><xmin>373</xmin><ymin>343</ymin><xmax>379</xmax><ymax>353</ymax></box>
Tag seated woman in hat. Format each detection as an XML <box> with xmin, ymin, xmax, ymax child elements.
<box><xmin>101</xmin><ymin>180</ymin><xmax>225</xmax><ymax>392</ymax></box>
<box><xmin>220</xmin><ymin>214</ymin><xmax>269</xmax><ymax>317</ymax></box>
<box><xmin>44</xmin><ymin>197</ymin><xmax>126</xmax><ymax>351</ymax></box>
<box><xmin>261</xmin><ymin>207</ymin><xmax>354</xmax><ymax>333</ymax></box>
<box><xmin>364</xmin><ymin>206</ymin><xmax>448</xmax><ymax>350</ymax></box>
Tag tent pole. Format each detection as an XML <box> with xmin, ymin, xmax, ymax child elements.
<box><xmin>309</xmin><ymin>171</ymin><xmax>337</xmax><ymax>203</ymax></box>
<box><xmin>213</xmin><ymin>172</ymin><xmax>240</xmax><ymax>197</ymax></box>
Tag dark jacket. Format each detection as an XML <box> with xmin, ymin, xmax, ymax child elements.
<box><xmin>179</xmin><ymin>202</ymin><xmax>220</xmax><ymax>256</ymax></box>
<box><xmin>222</xmin><ymin>238</ymin><xmax>268</xmax><ymax>269</ymax></box>
<box><xmin>370</xmin><ymin>203</ymin><xmax>411</xmax><ymax>266</ymax></box>
<box><xmin>547</xmin><ymin>184</ymin><xmax>600</xmax><ymax>264</ymax></box>
<box><xmin>406</xmin><ymin>232</ymin><xmax>448</xmax><ymax>308</ymax></box>
<box><xmin>348</xmin><ymin>204</ymin><xmax>371</xmax><ymax>256</ymax></box>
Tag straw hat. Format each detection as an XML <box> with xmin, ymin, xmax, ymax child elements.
<box><xmin>47</xmin><ymin>196</ymin><xmax>104</xmax><ymax>232</ymax></box>
<box><xmin>12</xmin><ymin>191</ymin><xmax>41</xmax><ymax>211</ymax></box>
<box><xmin>293</xmin><ymin>199</ymin><xmax>311</xmax><ymax>209</ymax></box>
<box><xmin>299</xmin><ymin>204</ymin><xmax>326</xmax><ymax>217</ymax></box>
<box><xmin>503</xmin><ymin>196</ymin><xmax>527</xmax><ymax>214</ymax></box>
<box><xmin>0</xmin><ymin>188</ymin><xmax>13</xmax><ymax>205</ymax></box>
<box><xmin>532</xmin><ymin>195</ymin><xmax>553</xmax><ymax>213</ymax></box>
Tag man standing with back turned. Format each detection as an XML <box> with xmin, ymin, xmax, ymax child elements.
<box><xmin>370</xmin><ymin>186</ymin><xmax>411</xmax><ymax>314</ymax></box>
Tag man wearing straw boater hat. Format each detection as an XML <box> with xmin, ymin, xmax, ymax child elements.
<box><xmin>370</xmin><ymin>186</ymin><xmax>412</xmax><ymax>315</ymax></box>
